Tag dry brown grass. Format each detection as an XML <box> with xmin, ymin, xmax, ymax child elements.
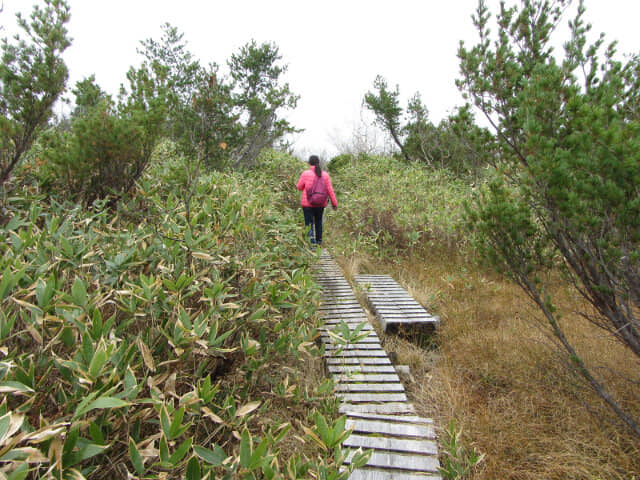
<box><xmin>335</xmin><ymin>248</ymin><xmax>640</xmax><ymax>480</ymax></box>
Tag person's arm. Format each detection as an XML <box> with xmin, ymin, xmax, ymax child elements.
<box><xmin>326</xmin><ymin>174</ymin><xmax>338</xmax><ymax>209</ymax></box>
<box><xmin>296</xmin><ymin>172</ymin><xmax>306</xmax><ymax>191</ymax></box>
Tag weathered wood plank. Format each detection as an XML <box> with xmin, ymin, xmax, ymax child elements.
<box><xmin>343</xmin><ymin>434</ymin><xmax>438</xmax><ymax>455</ymax></box>
<box><xmin>322</xmin><ymin>314</ymin><xmax>368</xmax><ymax>320</ymax></box>
<box><xmin>335</xmin><ymin>383</ymin><xmax>405</xmax><ymax>393</ymax></box>
<box><xmin>321</xmin><ymin>335</ymin><xmax>380</xmax><ymax>344</ymax></box>
<box><xmin>346</xmin><ymin>419</ymin><xmax>435</xmax><ymax>439</ymax></box>
<box><xmin>347</xmin><ymin>469</ymin><xmax>442</xmax><ymax>480</ymax></box>
<box><xmin>338</xmin><ymin>392</ymin><xmax>408</xmax><ymax>403</ymax></box>
<box><xmin>324</xmin><ymin>343</ymin><xmax>383</xmax><ymax>350</ymax></box>
<box><xmin>329</xmin><ymin>365</ymin><xmax>397</xmax><ymax>374</ymax></box>
<box><xmin>345</xmin><ymin>412</ymin><xmax>433</xmax><ymax>425</ymax></box>
<box><xmin>343</xmin><ymin>451</ymin><xmax>440</xmax><ymax>473</ymax></box>
<box><xmin>339</xmin><ymin>402</ymin><xmax>415</xmax><ymax>415</ymax></box>
<box><xmin>325</xmin><ymin>357</ymin><xmax>391</xmax><ymax>365</ymax></box>
<box><xmin>319</xmin><ymin>306</ymin><xmax>364</xmax><ymax>313</ymax></box>
<box><xmin>332</xmin><ymin>374</ymin><xmax>401</xmax><ymax>383</ymax></box>
<box><xmin>324</xmin><ymin>350</ymin><xmax>388</xmax><ymax>358</ymax></box>
<box><xmin>320</xmin><ymin>323</ymin><xmax>374</xmax><ymax>332</ymax></box>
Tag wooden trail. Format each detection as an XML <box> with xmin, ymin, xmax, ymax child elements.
<box><xmin>315</xmin><ymin>250</ymin><xmax>442</xmax><ymax>480</ymax></box>
<box><xmin>354</xmin><ymin>275</ymin><xmax>440</xmax><ymax>333</ymax></box>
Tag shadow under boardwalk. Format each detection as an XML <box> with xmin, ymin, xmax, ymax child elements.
<box><xmin>314</xmin><ymin>250</ymin><xmax>442</xmax><ymax>480</ymax></box>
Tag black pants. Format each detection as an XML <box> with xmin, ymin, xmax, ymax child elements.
<box><xmin>303</xmin><ymin>207</ymin><xmax>324</xmax><ymax>244</ymax></box>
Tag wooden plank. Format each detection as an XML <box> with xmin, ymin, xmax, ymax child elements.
<box><xmin>332</xmin><ymin>374</ymin><xmax>401</xmax><ymax>383</ymax></box>
<box><xmin>372</xmin><ymin>303</ymin><xmax>426</xmax><ymax>310</ymax></box>
<box><xmin>335</xmin><ymin>383</ymin><xmax>405</xmax><ymax>393</ymax></box>
<box><xmin>322</xmin><ymin>316</ymin><xmax>369</xmax><ymax>322</ymax></box>
<box><xmin>343</xmin><ymin>451</ymin><xmax>440</xmax><ymax>473</ymax></box>
<box><xmin>329</xmin><ymin>365</ymin><xmax>397</xmax><ymax>374</ymax></box>
<box><xmin>345</xmin><ymin>412</ymin><xmax>433</xmax><ymax>425</ymax></box>
<box><xmin>347</xmin><ymin>469</ymin><xmax>442</xmax><ymax>480</ymax></box>
<box><xmin>324</xmin><ymin>343</ymin><xmax>383</xmax><ymax>350</ymax></box>
<box><xmin>324</xmin><ymin>350</ymin><xmax>388</xmax><ymax>358</ymax></box>
<box><xmin>319</xmin><ymin>306</ymin><xmax>363</xmax><ymax>312</ymax></box>
<box><xmin>325</xmin><ymin>357</ymin><xmax>391</xmax><ymax>365</ymax></box>
<box><xmin>346</xmin><ymin>419</ymin><xmax>435</xmax><ymax>439</ymax></box>
<box><xmin>320</xmin><ymin>328</ymin><xmax>374</xmax><ymax>336</ymax></box>
<box><xmin>343</xmin><ymin>434</ymin><xmax>438</xmax><ymax>455</ymax></box>
<box><xmin>338</xmin><ymin>392</ymin><xmax>408</xmax><ymax>403</ymax></box>
<box><xmin>322</xmin><ymin>314</ymin><xmax>368</xmax><ymax>320</ymax></box>
<box><xmin>321</xmin><ymin>321</ymin><xmax>373</xmax><ymax>328</ymax></box>
<box><xmin>374</xmin><ymin>302</ymin><xmax>424</xmax><ymax>309</ymax></box>
<box><xmin>377</xmin><ymin>312</ymin><xmax>434</xmax><ymax>318</ymax></box>
<box><xmin>320</xmin><ymin>325</ymin><xmax>374</xmax><ymax>333</ymax></box>
<box><xmin>322</xmin><ymin>312</ymin><xmax>362</xmax><ymax>318</ymax></box>
<box><xmin>322</xmin><ymin>322</ymin><xmax>371</xmax><ymax>329</ymax></box>
<box><xmin>340</xmin><ymin>403</ymin><xmax>415</xmax><ymax>415</ymax></box>
<box><xmin>321</xmin><ymin>335</ymin><xmax>380</xmax><ymax>344</ymax></box>
<box><xmin>378</xmin><ymin>317</ymin><xmax>437</xmax><ymax>324</ymax></box>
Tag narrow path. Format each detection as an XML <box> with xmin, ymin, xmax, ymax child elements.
<box><xmin>315</xmin><ymin>250</ymin><xmax>442</xmax><ymax>480</ymax></box>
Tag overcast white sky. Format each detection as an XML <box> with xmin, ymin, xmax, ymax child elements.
<box><xmin>2</xmin><ymin>1</ymin><xmax>640</xmax><ymax>158</ymax></box>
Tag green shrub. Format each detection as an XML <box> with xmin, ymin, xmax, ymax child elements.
<box><xmin>327</xmin><ymin>153</ymin><xmax>354</xmax><ymax>173</ymax></box>
<box><xmin>39</xmin><ymin>102</ymin><xmax>148</xmax><ymax>203</ymax></box>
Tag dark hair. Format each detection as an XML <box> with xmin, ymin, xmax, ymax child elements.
<box><xmin>309</xmin><ymin>155</ymin><xmax>321</xmax><ymax>177</ymax></box>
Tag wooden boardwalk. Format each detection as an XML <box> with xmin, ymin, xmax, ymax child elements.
<box><xmin>315</xmin><ymin>251</ymin><xmax>442</xmax><ymax>480</ymax></box>
<box><xmin>354</xmin><ymin>275</ymin><xmax>439</xmax><ymax>332</ymax></box>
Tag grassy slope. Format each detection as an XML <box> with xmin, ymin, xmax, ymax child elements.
<box><xmin>325</xmin><ymin>153</ymin><xmax>640</xmax><ymax>480</ymax></box>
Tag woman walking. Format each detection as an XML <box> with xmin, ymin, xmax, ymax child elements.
<box><xmin>296</xmin><ymin>155</ymin><xmax>337</xmax><ymax>245</ymax></box>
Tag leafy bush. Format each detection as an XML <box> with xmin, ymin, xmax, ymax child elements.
<box><xmin>327</xmin><ymin>153</ymin><xmax>353</xmax><ymax>174</ymax></box>
<box><xmin>39</xmin><ymin>100</ymin><xmax>149</xmax><ymax>203</ymax></box>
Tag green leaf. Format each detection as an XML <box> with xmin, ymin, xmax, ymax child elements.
<box><xmin>315</xmin><ymin>413</ymin><xmax>330</xmax><ymax>444</ymax></box>
<box><xmin>160</xmin><ymin>406</ymin><xmax>172</xmax><ymax>439</ymax></box>
<box><xmin>88</xmin><ymin>347</ymin><xmax>108</xmax><ymax>379</ymax></box>
<box><xmin>7</xmin><ymin>463</ymin><xmax>30</xmax><ymax>480</ymax></box>
<box><xmin>73</xmin><ymin>396</ymin><xmax>130</xmax><ymax>420</ymax></box>
<box><xmin>186</xmin><ymin>456</ymin><xmax>201</xmax><ymax>480</ymax></box>
<box><xmin>129</xmin><ymin>438</ymin><xmax>145</xmax><ymax>476</ymax></box>
<box><xmin>71</xmin><ymin>277</ymin><xmax>88</xmax><ymax>309</ymax></box>
<box><xmin>239</xmin><ymin>428</ymin><xmax>251</xmax><ymax>469</ymax></box>
<box><xmin>73</xmin><ymin>441</ymin><xmax>108</xmax><ymax>464</ymax></box>
<box><xmin>169</xmin><ymin>406</ymin><xmax>188</xmax><ymax>440</ymax></box>
<box><xmin>0</xmin><ymin>265</ymin><xmax>24</xmax><ymax>301</ymax></box>
<box><xmin>159</xmin><ymin>434</ymin><xmax>170</xmax><ymax>463</ymax></box>
<box><xmin>0</xmin><ymin>412</ymin><xmax>10</xmax><ymax>441</ymax></box>
<box><xmin>89</xmin><ymin>422</ymin><xmax>105</xmax><ymax>445</ymax></box>
<box><xmin>249</xmin><ymin>437</ymin><xmax>269</xmax><ymax>470</ymax></box>
<box><xmin>0</xmin><ymin>381</ymin><xmax>34</xmax><ymax>395</ymax></box>
<box><xmin>35</xmin><ymin>278</ymin><xmax>55</xmax><ymax>309</ymax></box>
<box><xmin>169</xmin><ymin>437</ymin><xmax>192</xmax><ymax>465</ymax></box>
<box><xmin>193</xmin><ymin>444</ymin><xmax>226</xmax><ymax>466</ymax></box>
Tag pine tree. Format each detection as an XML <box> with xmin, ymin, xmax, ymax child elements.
<box><xmin>459</xmin><ymin>0</ymin><xmax>640</xmax><ymax>438</ymax></box>
<box><xmin>0</xmin><ymin>0</ymin><xmax>71</xmax><ymax>189</ymax></box>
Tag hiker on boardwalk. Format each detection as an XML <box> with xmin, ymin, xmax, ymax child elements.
<box><xmin>296</xmin><ymin>155</ymin><xmax>337</xmax><ymax>245</ymax></box>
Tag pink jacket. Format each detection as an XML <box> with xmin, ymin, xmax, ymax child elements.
<box><xmin>297</xmin><ymin>167</ymin><xmax>337</xmax><ymax>208</ymax></box>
